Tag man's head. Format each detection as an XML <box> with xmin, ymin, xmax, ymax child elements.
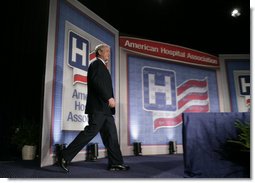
<box><xmin>95</xmin><ymin>44</ymin><xmax>110</xmax><ymax>62</ymax></box>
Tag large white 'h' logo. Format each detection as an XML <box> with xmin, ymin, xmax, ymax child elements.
<box><xmin>240</xmin><ymin>77</ymin><xmax>250</xmax><ymax>93</ymax></box>
<box><xmin>72</xmin><ymin>37</ymin><xmax>87</xmax><ymax>67</ymax></box>
<box><xmin>148</xmin><ymin>74</ymin><xmax>172</xmax><ymax>105</ymax></box>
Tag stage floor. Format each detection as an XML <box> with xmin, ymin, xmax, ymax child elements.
<box><xmin>0</xmin><ymin>154</ymin><xmax>184</xmax><ymax>178</ymax></box>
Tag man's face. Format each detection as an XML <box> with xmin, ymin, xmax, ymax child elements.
<box><xmin>99</xmin><ymin>46</ymin><xmax>110</xmax><ymax>62</ymax></box>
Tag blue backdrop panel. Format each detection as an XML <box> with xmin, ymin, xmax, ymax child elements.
<box><xmin>128</xmin><ymin>55</ymin><xmax>220</xmax><ymax>145</ymax></box>
<box><xmin>52</xmin><ymin>0</ymin><xmax>116</xmax><ymax>149</ymax></box>
<box><xmin>225</xmin><ymin>59</ymin><xmax>250</xmax><ymax>112</ymax></box>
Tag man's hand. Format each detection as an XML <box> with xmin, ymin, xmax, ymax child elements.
<box><xmin>108</xmin><ymin>98</ymin><xmax>116</xmax><ymax>108</ymax></box>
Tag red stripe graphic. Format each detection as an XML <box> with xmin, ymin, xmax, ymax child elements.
<box><xmin>154</xmin><ymin>104</ymin><xmax>209</xmax><ymax>129</ymax></box>
<box><xmin>154</xmin><ymin>114</ymin><xmax>182</xmax><ymax>129</ymax></box>
<box><xmin>183</xmin><ymin>105</ymin><xmax>209</xmax><ymax>112</ymax></box>
<box><xmin>177</xmin><ymin>80</ymin><xmax>207</xmax><ymax>95</ymax></box>
<box><xmin>153</xmin><ymin>78</ymin><xmax>209</xmax><ymax>130</ymax></box>
<box><xmin>89</xmin><ymin>52</ymin><xmax>96</xmax><ymax>60</ymax></box>
<box><xmin>178</xmin><ymin>92</ymin><xmax>208</xmax><ymax>109</ymax></box>
<box><xmin>74</xmin><ymin>74</ymin><xmax>87</xmax><ymax>83</ymax></box>
<box><xmin>73</xmin><ymin>52</ymin><xmax>95</xmax><ymax>84</ymax></box>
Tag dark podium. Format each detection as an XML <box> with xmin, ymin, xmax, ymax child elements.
<box><xmin>182</xmin><ymin>112</ymin><xmax>250</xmax><ymax>178</ymax></box>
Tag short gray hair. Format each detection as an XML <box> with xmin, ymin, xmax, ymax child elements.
<box><xmin>95</xmin><ymin>44</ymin><xmax>109</xmax><ymax>57</ymax></box>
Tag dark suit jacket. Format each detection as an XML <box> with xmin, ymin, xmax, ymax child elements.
<box><xmin>85</xmin><ymin>59</ymin><xmax>115</xmax><ymax>115</ymax></box>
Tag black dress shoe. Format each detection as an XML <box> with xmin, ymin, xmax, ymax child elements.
<box><xmin>108</xmin><ymin>164</ymin><xmax>130</xmax><ymax>171</ymax></box>
<box><xmin>59</xmin><ymin>157</ymin><xmax>69</xmax><ymax>172</ymax></box>
<box><xmin>58</xmin><ymin>153</ymin><xmax>69</xmax><ymax>172</ymax></box>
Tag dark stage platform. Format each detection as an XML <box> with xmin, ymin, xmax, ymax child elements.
<box><xmin>0</xmin><ymin>154</ymin><xmax>184</xmax><ymax>178</ymax></box>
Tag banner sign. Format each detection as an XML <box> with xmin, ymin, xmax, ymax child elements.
<box><xmin>62</xmin><ymin>21</ymin><xmax>104</xmax><ymax>131</ymax></box>
<box><xmin>128</xmin><ymin>55</ymin><xmax>220</xmax><ymax>145</ymax></box>
<box><xmin>45</xmin><ymin>0</ymin><xmax>116</xmax><ymax>151</ymax></box>
<box><xmin>120</xmin><ymin>37</ymin><xmax>219</xmax><ymax>68</ymax></box>
<box><xmin>41</xmin><ymin>0</ymin><xmax>118</xmax><ymax>167</ymax></box>
<box><xmin>225</xmin><ymin>60</ymin><xmax>250</xmax><ymax>112</ymax></box>
<box><xmin>233</xmin><ymin>70</ymin><xmax>250</xmax><ymax>111</ymax></box>
<box><xmin>238</xmin><ymin>75</ymin><xmax>250</xmax><ymax>96</ymax></box>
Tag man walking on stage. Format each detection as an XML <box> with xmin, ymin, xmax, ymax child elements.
<box><xmin>59</xmin><ymin>44</ymin><xmax>129</xmax><ymax>172</ymax></box>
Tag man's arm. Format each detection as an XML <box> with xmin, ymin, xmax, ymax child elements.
<box><xmin>89</xmin><ymin>61</ymin><xmax>113</xmax><ymax>102</ymax></box>
<box><xmin>108</xmin><ymin>97</ymin><xmax>115</xmax><ymax>108</ymax></box>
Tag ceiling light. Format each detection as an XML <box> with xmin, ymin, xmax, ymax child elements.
<box><xmin>231</xmin><ymin>8</ymin><xmax>241</xmax><ymax>17</ymax></box>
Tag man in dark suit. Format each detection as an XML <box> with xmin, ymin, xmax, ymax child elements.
<box><xmin>59</xmin><ymin>44</ymin><xmax>129</xmax><ymax>172</ymax></box>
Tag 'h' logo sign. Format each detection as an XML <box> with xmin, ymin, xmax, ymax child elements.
<box><xmin>142</xmin><ymin>67</ymin><xmax>177</xmax><ymax>111</ymax></box>
<box><xmin>68</xmin><ymin>31</ymin><xmax>89</xmax><ymax>71</ymax></box>
<box><xmin>67</xmin><ymin>31</ymin><xmax>96</xmax><ymax>85</ymax></box>
<box><xmin>238</xmin><ymin>75</ymin><xmax>250</xmax><ymax>96</ymax></box>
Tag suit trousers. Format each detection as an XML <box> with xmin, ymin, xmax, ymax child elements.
<box><xmin>62</xmin><ymin>113</ymin><xmax>124</xmax><ymax>165</ymax></box>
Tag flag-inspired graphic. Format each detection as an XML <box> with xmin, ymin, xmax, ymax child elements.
<box><xmin>129</xmin><ymin>55</ymin><xmax>219</xmax><ymax>145</ymax></box>
<box><xmin>72</xmin><ymin>52</ymin><xmax>96</xmax><ymax>85</ymax></box>
<box><xmin>153</xmin><ymin>78</ymin><xmax>209</xmax><ymax>130</ymax></box>
<box><xmin>67</xmin><ymin>30</ymin><xmax>99</xmax><ymax>85</ymax></box>
<box><xmin>67</xmin><ymin>31</ymin><xmax>89</xmax><ymax>85</ymax></box>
